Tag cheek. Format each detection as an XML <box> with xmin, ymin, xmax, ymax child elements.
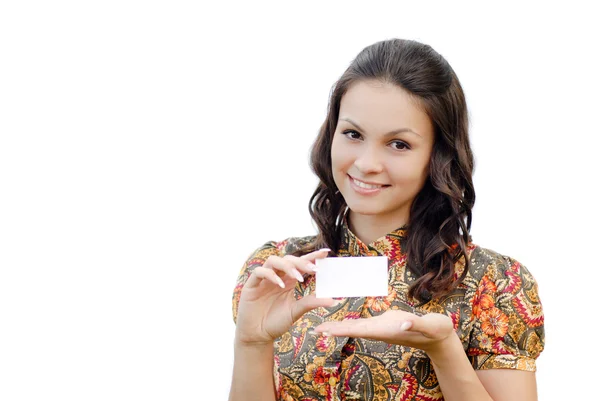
<box><xmin>330</xmin><ymin>136</ymin><xmax>351</xmax><ymax>171</ymax></box>
<box><xmin>388</xmin><ymin>157</ymin><xmax>430</xmax><ymax>185</ymax></box>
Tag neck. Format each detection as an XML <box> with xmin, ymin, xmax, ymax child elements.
<box><xmin>348</xmin><ymin>211</ymin><xmax>408</xmax><ymax>245</ymax></box>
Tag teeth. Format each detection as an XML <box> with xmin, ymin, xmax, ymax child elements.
<box><xmin>353</xmin><ymin>178</ymin><xmax>383</xmax><ymax>189</ymax></box>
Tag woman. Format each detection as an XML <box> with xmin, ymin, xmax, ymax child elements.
<box><xmin>229</xmin><ymin>38</ymin><xmax>544</xmax><ymax>401</ymax></box>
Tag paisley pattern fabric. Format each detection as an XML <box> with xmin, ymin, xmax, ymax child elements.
<box><xmin>232</xmin><ymin>222</ymin><xmax>545</xmax><ymax>400</ymax></box>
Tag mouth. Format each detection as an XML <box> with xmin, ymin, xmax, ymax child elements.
<box><xmin>348</xmin><ymin>175</ymin><xmax>390</xmax><ymax>193</ymax></box>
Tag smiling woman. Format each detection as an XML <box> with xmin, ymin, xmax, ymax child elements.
<box><xmin>229</xmin><ymin>39</ymin><xmax>544</xmax><ymax>401</ymax></box>
<box><xmin>331</xmin><ymin>80</ymin><xmax>435</xmax><ymax>245</ymax></box>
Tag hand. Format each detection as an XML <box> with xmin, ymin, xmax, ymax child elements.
<box><xmin>313</xmin><ymin>310</ymin><xmax>455</xmax><ymax>355</ymax></box>
<box><xmin>235</xmin><ymin>248</ymin><xmax>336</xmax><ymax>345</ymax></box>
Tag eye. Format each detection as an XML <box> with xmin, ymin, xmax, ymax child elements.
<box><xmin>342</xmin><ymin>129</ymin><xmax>363</xmax><ymax>140</ymax></box>
<box><xmin>390</xmin><ymin>140</ymin><xmax>410</xmax><ymax>151</ymax></box>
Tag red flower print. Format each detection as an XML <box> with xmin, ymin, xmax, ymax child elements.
<box><xmin>315</xmin><ymin>336</ymin><xmax>332</xmax><ymax>352</ymax></box>
<box><xmin>313</xmin><ymin>366</ymin><xmax>330</xmax><ymax>384</ymax></box>
<box><xmin>373</xmin><ymin>236</ymin><xmax>402</xmax><ymax>259</ymax></box>
<box><xmin>472</xmin><ymin>276</ymin><xmax>496</xmax><ymax>317</ymax></box>
<box><xmin>478</xmin><ymin>335</ymin><xmax>492</xmax><ymax>350</ymax></box>
<box><xmin>480</xmin><ymin>307</ymin><xmax>509</xmax><ymax>338</ymax></box>
<box><xmin>364</xmin><ymin>286</ymin><xmax>397</xmax><ymax>312</ymax></box>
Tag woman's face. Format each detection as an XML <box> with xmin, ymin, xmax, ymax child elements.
<box><xmin>331</xmin><ymin>79</ymin><xmax>435</xmax><ymax>225</ymax></box>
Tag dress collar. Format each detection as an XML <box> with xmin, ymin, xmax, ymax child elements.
<box><xmin>338</xmin><ymin>213</ymin><xmax>407</xmax><ymax>259</ymax></box>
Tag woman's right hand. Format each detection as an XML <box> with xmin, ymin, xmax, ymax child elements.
<box><xmin>235</xmin><ymin>248</ymin><xmax>336</xmax><ymax>345</ymax></box>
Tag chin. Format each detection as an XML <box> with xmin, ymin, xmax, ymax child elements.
<box><xmin>344</xmin><ymin>201</ymin><xmax>386</xmax><ymax>216</ymax></box>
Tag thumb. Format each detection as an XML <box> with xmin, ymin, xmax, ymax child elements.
<box><xmin>291</xmin><ymin>294</ymin><xmax>338</xmax><ymax>322</ymax></box>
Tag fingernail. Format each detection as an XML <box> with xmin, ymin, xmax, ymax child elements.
<box><xmin>308</xmin><ymin>263</ymin><xmax>318</xmax><ymax>272</ymax></box>
<box><xmin>277</xmin><ymin>277</ymin><xmax>285</xmax><ymax>288</ymax></box>
<box><xmin>294</xmin><ymin>271</ymin><xmax>304</xmax><ymax>282</ymax></box>
<box><xmin>318</xmin><ymin>248</ymin><xmax>331</xmax><ymax>253</ymax></box>
<box><xmin>331</xmin><ymin>299</ymin><xmax>343</xmax><ymax>306</ymax></box>
<box><xmin>400</xmin><ymin>321</ymin><xmax>411</xmax><ymax>331</ymax></box>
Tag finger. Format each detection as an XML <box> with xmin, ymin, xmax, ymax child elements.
<box><xmin>314</xmin><ymin>318</ymin><xmax>378</xmax><ymax>339</ymax></box>
<box><xmin>264</xmin><ymin>256</ymin><xmax>305</xmax><ymax>283</ymax></box>
<box><xmin>245</xmin><ymin>266</ymin><xmax>286</xmax><ymax>289</ymax></box>
<box><xmin>314</xmin><ymin>311</ymin><xmax>418</xmax><ymax>339</ymax></box>
<box><xmin>291</xmin><ymin>294</ymin><xmax>338</xmax><ymax>322</ymax></box>
<box><xmin>362</xmin><ymin>313</ymin><xmax>444</xmax><ymax>338</ymax></box>
<box><xmin>282</xmin><ymin>254</ymin><xmax>318</xmax><ymax>275</ymax></box>
<box><xmin>300</xmin><ymin>248</ymin><xmax>332</xmax><ymax>264</ymax></box>
<box><xmin>372</xmin><ymin>310</ymin><xmax>419</xmax><ymax>333</ymax></box>
<box><xmin>400</xmin><ymin>320</ymin><xmax>413</xmax><ymax>331</ymax></box>
<box><xmin>387</xmin><ymin>313</ymin><xmax>443</xmax><ymax>337</ymax></box>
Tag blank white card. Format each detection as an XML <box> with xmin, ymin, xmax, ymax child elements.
<box><xmin>315</xmin><ymin>256</ymin><xmax>389</xmax><ymax>298</ymax></box>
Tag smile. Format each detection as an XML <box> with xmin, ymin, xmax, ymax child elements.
<box><xmin>348</xmin><ymin>175</ymin><xmax>390</xmax><ymax>194</ymax></box>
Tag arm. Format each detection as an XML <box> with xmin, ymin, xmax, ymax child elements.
<box><xmin>229</xmin><ymin>341</ymin><xmax>276</xmax><ymax>401</ymax></box>
<box><xmin>427</xmin><ymin>332</ymin><xmax>537</xmax><ymax>401</ymax></box>
<box><xmin>229</xmin><ymin>248</ymin><xmax>335</xmax><ymax>401</ymax></box>
<box><xmin>313</xmin><ymin>254</ymin><xmax>544</xmax><ymax>400</ymax></box>
<box><xmin>314</xmin><ymin>312</ymin><xmax>540</xmax><ymax>401</ymax></box>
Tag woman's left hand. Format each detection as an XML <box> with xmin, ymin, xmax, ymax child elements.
<box><xmin>313</xmin><ymin>310</ymin><xmax>455</xmax><ymax>355</ymax></box>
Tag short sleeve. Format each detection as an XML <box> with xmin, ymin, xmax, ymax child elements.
<box><xmin>467</xmin><ymin>255</ymin><xmax>545</xmax><ymax>371</ymax></box>
<box><xmin>231</xmin><ymin>241</ymin><xmax>281</xmax><ymax>323</ymax></box>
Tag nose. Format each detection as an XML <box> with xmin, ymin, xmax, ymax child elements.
<box><xmin>353</xmin><ymin>145</ymin><xmax>384</xmax><ymax>175</ymax></box>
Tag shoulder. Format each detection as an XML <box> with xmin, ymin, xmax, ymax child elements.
<box><xmin>464</xmin><ymin>244</ymin><xmax>545</xmax><ymax>369</ymax></box>
<box><xmin>242</xmin><ymin>234</ymin><xmax>318</xmax><ymax>266</ymax></box>
<box><xmin>275</xmin><ymin>234</ymin><xmax>318</xmax><ymax>256</ymax></box>
<box><xmin>466</xmin><ymin>243</ymin><xmax>539</xmax><ymax>288</ymax></box>
<box><xmin>465</xmin><ymin>244</ymin><xmax>544</xmax><ymax>326</ymax></box>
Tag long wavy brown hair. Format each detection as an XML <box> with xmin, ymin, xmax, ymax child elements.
<box><xmin>302</xmin><ymin>39</ymin><xmax>475</xmax><ymax>303</ymax></box>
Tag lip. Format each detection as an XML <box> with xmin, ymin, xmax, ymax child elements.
<box><xmin>348</xmin><ymin>175</ymin><xmax>388</xmax><ymax>186</ymax></box>
<box><xmin>348</xmin><ymin>175</ymin><xmax>389</xmax><ymax>196</ymax></box>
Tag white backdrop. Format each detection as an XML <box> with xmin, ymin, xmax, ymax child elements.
<box><xmin>1</xmin><ymin>1</ymin><xmax>598</xmax><ymax>400</ymax></box>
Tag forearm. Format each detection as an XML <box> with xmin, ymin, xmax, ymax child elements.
<box><xmin>426</xmin><ymin>333</ymin><xmax>493</xmax><ymax>401</ymax></box>
<box><xmin>229</xmin><ymin>340</ymin><xmax>277</xmax><ymax>401</ymax></box>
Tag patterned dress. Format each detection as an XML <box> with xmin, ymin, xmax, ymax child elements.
<box><xmin>232</xmin><ymin>222</ymin><xmax>545</xmax><ymax>401</ymax></box>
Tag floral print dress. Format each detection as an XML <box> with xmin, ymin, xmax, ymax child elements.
<box><xmin>232</xmin><ymin>222</ymin><xmax>545</xmax><ymax>401</ymax></box>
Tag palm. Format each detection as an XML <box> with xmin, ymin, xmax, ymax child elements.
<box><xmin>234</xmin><ymin>249</ymin><xmax>335</xmax><ymax>345</ymax></box>
<box><xmin>315</xmin><ymin>310</ymin><xmax>454</xmax><ymax>353</ymax></box>
<box><xmin>237</xmin><ymin>276</ymin><xmax>298</xmax><ymax>343</ymax></box>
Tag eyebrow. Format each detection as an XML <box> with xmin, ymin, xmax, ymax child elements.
<box><xmin>339</xmin><ymin>117</ymin><xmax>422</xmax><ymax>138</ymax></box>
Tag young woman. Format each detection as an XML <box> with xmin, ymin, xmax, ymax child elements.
<box><xmin>229</xmin><ymin>38</ymin><xmax>544</xmax><ymax>401</ymax></box>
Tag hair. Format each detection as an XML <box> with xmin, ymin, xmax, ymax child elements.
<box><xmin>302</xmin><ymin>38</ymin><xmax>475</xmax><ymax>303</ymax></box>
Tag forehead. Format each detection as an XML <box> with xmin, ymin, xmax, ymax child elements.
<box><xmin>339</xmin><ymin>80</ymin><xmax>433</xmax><ymax>136</ymax></box>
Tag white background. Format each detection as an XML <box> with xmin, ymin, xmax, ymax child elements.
<box><xmin>1</xmin><ymin>1</ymin><xmax>598</xmax><ymax>400</ymax></box>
